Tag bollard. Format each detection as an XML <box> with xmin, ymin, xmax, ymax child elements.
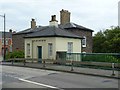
<box><xmin>12</xmin><ymin>60</ymin><xmax>13</xmax><ymax>65</ymax></box>
<box><xmin>112</xmin><ymin>63</ymin><xmax>115</xmax><ymax>76</ymax></box>
<box><xmin>24</xmin><ymin>59</ymin><xmax>26</xmax><ymax>66</ymax></box>
<box><xmin>71</xmin><ymin>61</ymin><xmax>74</xmax><ymax>71</ymax></box>
<box><xmin>32</xmin><ymin>59</ymin><xmax>33</xmax><ymax>63</ymax></box>
<box><xmin>43</xmin><ymin>60</ymin><xmax>46</xmax><ymax>68</ymax></box>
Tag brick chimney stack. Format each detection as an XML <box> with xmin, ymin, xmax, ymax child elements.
<box><xmin>60</xmin><ymin>9</ymin><xmax>71</xmax><ymax>25</ymax></box>
<box><xmin>49</xmin><ymin>15</ymin><xmax>58</xmax><ymax>27</ymax></box>
<box><xmin>31</xmin><ymin>18</ymin><xmax>36</xmax><ymax>29</ymax></box>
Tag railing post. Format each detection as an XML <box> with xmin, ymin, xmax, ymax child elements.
<box><xmin>71</xmin><ymin>60</ymin><xmax>74</xmax><ymax>71</ymax></box>
<box><xmin>12</xmin><ymin>59</ymin><xmax>13</xmax><ymax>65</ymax></box>
<box><xmin>32</xmin><ymin>58</ymin><xmax>33</xmax><ymax>63</ymax></box>
<box><xmin>112</xmin><ymin>63</ymin><xmax>115</xmax><ymax>76</ymax></box>
<box><xmin>43</xmin><ymin>59</ymin><xmax>46</xmax><ymax>68</ymax></box>
<box><xmin>24</xmin><ymin>59</ymin><xmax>26</xmax><ymax>66</ymax></box>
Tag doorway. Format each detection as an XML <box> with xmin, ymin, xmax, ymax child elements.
<box><xmin>38</xmin><ymin>46</ymin><xmax>42</xmax><ymax>63</ymax></box>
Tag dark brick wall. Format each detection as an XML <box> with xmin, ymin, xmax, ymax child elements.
<box><xmin>66</xmin><ymin>28</ymin><xmax>93</xmax><ymax>53</ymax></box>
<box><xmin>12</xmin><ymin>34</ymin><xmax>25</xmax><ymax>52</ymax></box>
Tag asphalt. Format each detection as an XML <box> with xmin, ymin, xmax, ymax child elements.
<box><xmin>1</xmin><ymin>62</ymin><xmax>120</xmax><ymax>79</ymax></box>
<box><xmin>2</xmin><ymin>65</ymin><xmax>118</xmax><ymax>89</ymax></box>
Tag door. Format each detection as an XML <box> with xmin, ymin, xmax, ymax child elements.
<box><xmin>38</xmin><ymin>46</ymin><xmax>42</xmax><ymax>63</ymax></box>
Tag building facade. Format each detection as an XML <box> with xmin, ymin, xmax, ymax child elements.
<box><xmin>0</xmin><ymin>30</ymin><xmax>12</xmax><ymax>56</ymax></box>
<box><xmin>24</xmin><ymin>15</ymin><xmax>82</xmax><ymax>61</ymax></box>
<box><xmin>12</xmin><ymin>9</ymin><xmax>93</xmax><ymax>53</ymax></box>
<box><xmin>59</xmin><ymin>9</ymin><xmax>93</xmax><ymax>53</ymax></box>
<box><xmin>25</xmin><ymin>37</ymin><xmax>82</xmax><ymax>60</ymax></box>
<box><xmin>12</xmin><ymin>19</ymin><xmax>38</xmax><ymax>52</ymax></box>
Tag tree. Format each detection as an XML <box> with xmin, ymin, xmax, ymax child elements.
<box><xmin>93</xmin><ymin>26</ymin><xmax>120</xmax><ymax>53</ymax></box>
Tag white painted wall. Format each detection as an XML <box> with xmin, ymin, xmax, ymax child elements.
<box><xmin>25</xmin><ymin>37</ymin><xmax>82</xmax><ymax>60</ymax></box>
<box><xmin>55</xmin><ymin>37</ymin><xmax>81</xmax><ymax>53</ymax></box>
<box><xmin>25</xmin><ymin>37</ymin><xmax>56</xmax><ymax>59</ymax></box>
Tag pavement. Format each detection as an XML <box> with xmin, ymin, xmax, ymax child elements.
<box><xmin>1</xmin><ymin>62</ymin><xmax>120</xmax><ymax>79</ymax></box>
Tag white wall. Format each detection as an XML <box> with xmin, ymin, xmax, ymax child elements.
<box><xmin>56</xmin><ymin>37</ymin><xmax>81</xmax><ymax>53</ymax></box>
<box><xmin>25</xmin><ymin>37</ymin><xmax>56</xmax><ymax>59</ymax></box>
<box><xmin>25</xmin><ymin>37</ymin><xmax>82</xmax><ymax>60</ymax></box>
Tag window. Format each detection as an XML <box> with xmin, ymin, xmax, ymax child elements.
<box><xmin>68</xmin><ymin>42</ymin><xmax>73</xmax><ymax>53</ymax></box>
<box><xmin>82</xmin><ymin>36</ymin><xmax>86</xmax><ymax>47</ymax></box>
<box><xmin>6</xmin><ymin>39</ymin><xmax>8</xmax><ymax>45</ymax></box>
<box><xmin>9</xmin><ymin>45</ymin><xmax>12</xmax><ymax>52</ymax></box>
<box><xmin>48</xmin><ymin>43</ymin><xmax>53</xmax><ymax>57</ymax></box>
<box><xmin>27</xmin><ymin>43</ymin><xmax>30</xmax><ymax>55</ymax></box>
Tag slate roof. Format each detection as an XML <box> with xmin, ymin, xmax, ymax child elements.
<box><xmin>59</xmin><ymin>22</ymin><xmax>94</xmax><ymax>32</ymax></box>
<box><xmin>0</xmin><ymin>32</ymin><xmax>12</xmax><ymax>38</ymax></box>
<box><xmin>14</xmin><ymin>22</ymin><xmax>93</xmax><ymax>36</ymax></box>
<box><xmin>13</xmin><ymin>26</ymin><xmax>45</xmax><ymax>35</ymax></box>
<box><xmin>24</xmin><ymin>26</ymin><xmax>83</xmax><ymax>39</ymax></box>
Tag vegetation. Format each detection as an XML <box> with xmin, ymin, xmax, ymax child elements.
<box><xmin>82</xmin><ymin>54</ymin><xmax>120</xmax><ymax>63</ymax></box>
<box><xmin>6</xmin><ymin>50</ymin><xmax>24</xmax><ymax>60</ymax></box>
<box><xmin>93</xmin><ymin>26</ymin><xmax>120</xmax><ymax>53</ymax></box>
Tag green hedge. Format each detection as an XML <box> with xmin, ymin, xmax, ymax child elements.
<box><xmin>6</xmin><ymin>50</ymin><xmax>24</xmax><ymax>60</ymax></box>
<box><xmin>82</xmin><ymin>54</ymin><xmax>120</xmax><ymax>63</ymax></box>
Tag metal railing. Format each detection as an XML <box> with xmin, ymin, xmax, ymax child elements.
<box><xmin>3</xmin><ymin>53</ymin><xmax>119</xmax><ymax>73</ymax></box>
<box><xmin>56</xmin><ymin>53</ymin><xmax>120</xmax><ymax>70</ymax></box>
<box><xmin>3</xmin><ymin>58</ymin><xmax>120</xmax><ymax>77</ymax></box>
<box><xmin>57</xmin><ymin>53</ymin><xmax>120</xmax><ymax>63</ymax></box>
<box><xmin>5</xmin><ymin>57</ymin><xmax>120</xmax><ymax>68</ymax></box>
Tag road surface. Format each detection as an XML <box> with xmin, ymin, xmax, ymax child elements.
<box><xmin>1</xmin><ymin>65</ymin><xmax>119</xmax><ymax>89</ymax></box>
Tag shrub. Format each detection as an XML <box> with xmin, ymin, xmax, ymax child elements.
<box><xmin>6</xmin><ymin>50</ymin><xmax>24</xmax><ymax>60</ymax></box>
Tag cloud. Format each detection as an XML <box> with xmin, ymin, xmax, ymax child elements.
<box><xmin>0</xmin><ymin>0</ymin><xmax>119</xmax><ymax>34</ymax></box>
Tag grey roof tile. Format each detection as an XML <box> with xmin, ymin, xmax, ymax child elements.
<box><xmin>13</xmin><ymin>26</ymin><xmax>45</xmax><ymax>35</ymax></box>
<box><xmin>0</xmin><ymin>32</ymin><xmax>12</xmax><ymax>38</ymax></box>
<box><xmin>25</xmin><ymin>26</ymin><xmax>83</xmax><ymax>39</ymax></box>
<box><xmin>59</xmin><ymin>22</ymin><xmax>94</xmax><ymax>32</ymax></box>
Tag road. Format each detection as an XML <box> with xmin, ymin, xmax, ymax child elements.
<box><xmin>1</xmin><ymin>65</ymin><xmax>119</xmax><ymax>89</ymax></box>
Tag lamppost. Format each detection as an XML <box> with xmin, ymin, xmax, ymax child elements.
<box><xmin>0</xmin><ymin>14</ymin><xmax>6</xmax><ymax>61</ymax></box>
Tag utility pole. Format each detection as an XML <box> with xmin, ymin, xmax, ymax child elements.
<box><xmin>0</xmin><ymin>14</ymin><xmax>6</xmax><ymax>61</ymax></box>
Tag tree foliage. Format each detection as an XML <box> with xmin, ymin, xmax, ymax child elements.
<box><xmin>93</xmin><ymin>26</ymin><xmax>120</xmax><ymax>53</ymax></box>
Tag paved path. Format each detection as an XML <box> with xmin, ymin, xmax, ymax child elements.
<box><xmin>2</xmin><ymin>62</ymin><xmax>119</xmax><ymax>79</ymax></box>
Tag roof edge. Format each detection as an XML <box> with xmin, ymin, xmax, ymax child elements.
<box><xmin>24</xmin><ymin>35</ymin><xmax>83</xmax><ymax>39</ymax></box>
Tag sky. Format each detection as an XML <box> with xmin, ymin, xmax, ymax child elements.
<box><xmin>0</xmin><ymin>0</ymin><xmax>119</xmax><ymax>34</ymax></box>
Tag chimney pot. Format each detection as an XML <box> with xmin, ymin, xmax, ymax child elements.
<box><xmin>32</xmin><ymin>18</ymin><xmax>35</xmax><ymax>21</ymax></box>
<box><xmin>9</xmin><ymin>29</ymin><xmax>12</xmax><ymax>33</ymax></box>
<box><xmin>51</xmin><ymin>15</ymin><xmax>57</xmax><ymax>21</ymax></box>
<box><xmin>49</xmin><ymin>15</ymin><xmax>58</xmax><ymax>27</ymax></box>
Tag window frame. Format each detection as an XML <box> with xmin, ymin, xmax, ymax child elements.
<box><xmin>82</xmin><ymin>36</ymin><xmax>86</xmax><ymax>47</ymax></box>
<box><xmin>48</xmin><ymin>43</ymin><xmax>53</xmax><ymax>57</ymax></box>
<box><xmin>27</xmin><ymin>43</ymin><xmax>30</xmax><ymax>56</ymax></box>
<box><xmin>67</xmin><ymin>42</ymin><xmax>73</xmax><ymax>53</ymax></box>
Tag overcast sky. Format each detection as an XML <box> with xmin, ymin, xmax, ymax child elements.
<box><xmin>0</xmin><ymin>0</ymin><xmax>119</xmax><ymax>34</ymax></box>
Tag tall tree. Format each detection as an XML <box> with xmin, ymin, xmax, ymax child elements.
<box><xmin>93</xmin><ymin>26</ymin><xmax>120</xmax><ymax>53</ymax></box>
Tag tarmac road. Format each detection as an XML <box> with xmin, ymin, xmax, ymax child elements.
<box><xmin>1</xmin><ymin>65</ymin><xmax>119</xmax><ymax>89</ymax></box>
